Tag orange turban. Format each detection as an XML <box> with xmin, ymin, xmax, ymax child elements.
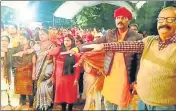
<box><xmin>114</xmin><ymin>7</ymin><xmax>132</xmax><ymax>20</ymax></box>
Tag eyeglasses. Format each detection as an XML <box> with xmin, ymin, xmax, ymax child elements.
<box><xmin>157</xmin><ymin>17</ymin><xmax>176</xmax><ymax>23</ymax></box>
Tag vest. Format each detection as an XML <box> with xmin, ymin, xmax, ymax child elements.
<box><xmin>137</xmin><ymin>36</ymin><xmax>176</xmax><ymax>106</ymax></box>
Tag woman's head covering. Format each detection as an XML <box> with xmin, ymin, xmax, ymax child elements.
<box><xmin>85</xmin><ymin>33</ymin><xmax>94</xmax><ymax>42</ymax></box>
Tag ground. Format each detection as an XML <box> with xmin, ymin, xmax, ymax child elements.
<box><xmin>1</xmin><ymin>95</ymin><xmax>139</xmax><ymax>110</ymax></box>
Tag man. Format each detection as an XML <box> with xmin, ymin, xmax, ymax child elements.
<box><xmin>130</xmin><ymin>24</ymin><xmax>139</xmax><ymax>33</ymax></box>
<box><xmin>83</xmin><ymin>6</ymin><xmax>176</xmax><ymax>110</ymax></box>
<box><xmin>66</xmin><ymin>7</ymin><xmax>143</xmax><ymax>110</ymax></box>
<box><xmin>1</xmin><ymin>35</ymin><xmax>19</xmax><ymax>110</ymax></box>
<box><xmin>1</xmin><ymin>35</ymin><xmax>11</xmax><ymax>110</ymax></box>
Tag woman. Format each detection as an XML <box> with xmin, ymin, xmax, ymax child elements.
<box><xmin>20</xmin><ymin>26</ymin><xmax>36</xmax><ymax>47</ymax></box>
<box><xmin>74</xmin><ymin>36</ymin><xmax>84</xmax><ymax>103</ymax></box>
<box><xmin>74</xmin><ymin>36</ymin><xmax>83</xmax><ymax>47</ymax></box>
<box><xmin>74</xmin><ymin>51</ymin><xmax>105</xmax><ymax>110</ymax></box>
<box><xmin>44</xmin><ymin>34</ymin><xmax>80</xmax><ymax>111</ymax></box>
<box><xmin>12</xmin><ymin>33</ymin><xmax>36</xmax><ymax>110</ymax></box>
<box><xmin>34</xmin><ymin>29</ymin><xmax>55</xmax><ymax>110</ymax></box>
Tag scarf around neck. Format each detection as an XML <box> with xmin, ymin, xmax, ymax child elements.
<box><xmin>62</xmin><ymin>46</ymin><xmax>75</xmax><ymax>76</ymax></box>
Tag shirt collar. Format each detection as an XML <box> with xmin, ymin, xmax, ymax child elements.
<box><xmin>157</xmin><ymin>33</ymin><xmax>176</xmax><ymax>44</ymax></box>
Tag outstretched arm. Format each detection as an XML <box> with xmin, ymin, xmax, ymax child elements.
<box><xmin>47</xmin><ymin>47</ymin><xmax>61</xmax><ymax>56</ymax></box>
<box><xmin>103</xmin><ymin>41</ymin><xmax>144</xmax><ymax>53</ymax></box>
<box><xmin>39</xmin><ymin>46</ymin><xmax>61</xmax><ymax>56</ymax></box>
<box><xmin>61</xmin><ymin>36</ymin><xmax>106</xmax><ymax>56</ymax></box>
<box><xmin>83</xmin><ymin>40</ymin><xmax>144</xmax><ymax>53</ymax></box>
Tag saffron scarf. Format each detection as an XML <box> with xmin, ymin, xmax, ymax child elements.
<box><xmin>78</xmin><ymin>51</ymin><xmax>105</xmax><ymax>91</ymax></box>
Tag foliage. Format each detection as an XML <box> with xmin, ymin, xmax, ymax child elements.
<box><xmin>132</xmin><ymin>1</ymin><xmax>176</xmax><ymax>35</ymax></box>
<box><xmin>54</xmin><ymin>18</ymin><xmax>72</xmax><ymax>28</ymax></box>
<box><xmin>73</xmin><ymin>3</ymin><xmax>118</xmax><ymax>30</ymax></box>
<box><xmin>164</xmin><ymin>1</ymin><xmax>176</xmax><ymax>8</ymax></box>
<box><xmin>74</xmin><ymin>1</ymin><xmax>176</xmax><ymax>34</ymax></box>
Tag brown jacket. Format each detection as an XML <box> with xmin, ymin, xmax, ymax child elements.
<box><xmin>78</xmin><ymin>28</ymin><xmax>143</xmax><ymax>83</ymax></box>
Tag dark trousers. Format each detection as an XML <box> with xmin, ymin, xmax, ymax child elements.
<box><xmin>78</xmin><ymin>72</ymin><xmax>84</xmax><ymax>94</ymax></box>
<box><xmin>61</xmin><ymin>102</ymin><xmax>73</xmax><ymax>111</ymax></box>
<box><xmin>20</xmin><ymin>94</ymin><xmax>34</xmax><ymax>108</ymax></box>
<box><xmin>19</xmin><ymin>81</ymin><xmax>35</xmax><ymax>108</ymax></box>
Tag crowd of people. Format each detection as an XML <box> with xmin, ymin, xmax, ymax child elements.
<box><xmin>1</xmin><ymin>22</ymin><xmax>106</xmax><ymax>110</ymax></box>
<box><xmin>1</xmin><ymin>6</ymin><xmax>176</xmax><ymax>111</ymax></box>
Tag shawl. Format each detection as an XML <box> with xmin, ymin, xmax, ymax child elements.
<box><xmin>78</xmin><ymin>51</ymin><xmax>105</xmax><ymax>91</ymax></box>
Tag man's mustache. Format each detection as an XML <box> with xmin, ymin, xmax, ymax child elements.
<box><xmin>158</xmin><ymin>25</ymin><xmax>171</xmax><ymax>30</ymax></box>
<box><xmin>118</xmin><ymin>22</ymin><xmax>124</xmax><ymax>25</ymax></box>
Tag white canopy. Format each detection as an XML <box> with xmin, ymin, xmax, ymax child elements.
<box><xmin>54</xmin><ymin>1</ymin><xmax>146</xmax><ymax>19</ymax></box>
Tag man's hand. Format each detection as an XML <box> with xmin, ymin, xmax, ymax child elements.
<box><xmin>82</xmin><ymin>44</ymin><xmax>104</xmax><ymax>51</ymax></box>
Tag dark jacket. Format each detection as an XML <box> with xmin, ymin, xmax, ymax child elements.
<box><xmin>2</xmin><ymin>47</ymin><xmax>18</xmax><ymax>84</ymax></box>
<box><xmin>78</xmin><ymin>28</ymin><xmax>143</xmax><ymax>83</ymax></box>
